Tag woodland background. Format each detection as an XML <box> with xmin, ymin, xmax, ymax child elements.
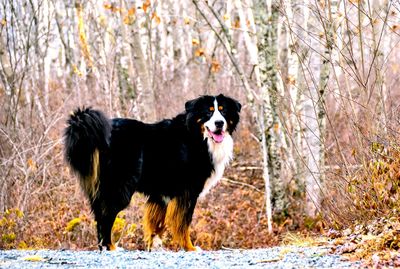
<box><xmin>1</xmin><ymin>0</ymin><xmax>400</xmax><ymax>263</ymax></box>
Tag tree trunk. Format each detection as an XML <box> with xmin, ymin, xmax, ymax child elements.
<box><xmin>263</xmin><ymin>0</ymin><xmax>287</xmax><ymax>220</ymax></box>
<box><xmin>130</xmin><ymin>13</ymin><xmax>156</xmax><ymax>122</ymax></box>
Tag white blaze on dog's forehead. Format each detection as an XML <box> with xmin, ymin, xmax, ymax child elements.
<box><xmin>204</xmin><ymin>99</ymin><xmax>227</xmax><ymax>132</ymax></box>
<box><xmin>211</xmin><ymin>99</ymin><xmax>225</xmax><ymax>125</ymax></box>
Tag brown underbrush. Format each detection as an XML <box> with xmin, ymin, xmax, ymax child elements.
<box><xmin>325</xmin><ymin>128</ymin><xmax>400</xmax><ymax>267</ymax></box>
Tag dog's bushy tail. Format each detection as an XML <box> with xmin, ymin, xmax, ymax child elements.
<box><xmin>64</xmin><ymin>108</ymin><xmax>111</xmax><ymax>200</ymax></box>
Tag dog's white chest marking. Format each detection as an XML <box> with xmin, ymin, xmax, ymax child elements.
<box><xmin>199</xmin><ymin>134</ymin><xmax>233</xmax><ymax>198</ymax></box>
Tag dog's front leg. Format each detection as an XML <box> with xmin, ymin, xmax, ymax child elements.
<box><xmin>143</xmin><ymin>199</ymin><xmax>167</xmax><ymax>251</ymax></box>
<box><xmin>165</xmin><ymin>195</ymin><xmax>198</xmax><ymax>251</ymax></box>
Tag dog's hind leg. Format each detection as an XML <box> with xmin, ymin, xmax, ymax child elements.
<box><xmin>93</xmin><ymin>207</ymin><xmax>118</xmax><ymax>250</ymax></box>
<box><xmin>143</xmin><ymin>198</ymin><xmax>167</xmax><ymax>251</ymax></box>
<box><xmin>92</xmin><ymin>197</ymin><xmax>126</xmax><ymax>251</ymax></box>
<box><xmin>165</xmin><ymin>195</ymin><xmax>198</xmax><ymax>251</ymax></box>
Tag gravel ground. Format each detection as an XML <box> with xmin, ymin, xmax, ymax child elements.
<box><xmin>0</xmin><ymin>246</ymin><xmax>361</xmax><ymax>268</ymax></box>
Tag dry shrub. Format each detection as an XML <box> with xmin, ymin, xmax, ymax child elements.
<box><xmin>0</xmin><ymin>208</ymin><xmax>24</xmax><ymax>249</ymax></box>
<box><xmin>322</xmin><ymin>124</ymin><xmax>400</xmax><ymax>265</ymax></box>
<box><xmin>324</xmin><ymin>128</ymin><xmax>400</xmax><ymax>227</ymax></box>
<box><xmin>349</xmin><ymin>148</ymin><xmax>400</xmax><ymax>219</ymax></box>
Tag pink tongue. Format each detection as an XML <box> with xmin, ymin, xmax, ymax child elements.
<box><xmin>211</xmin><ymin>132</ymin><xmax>224</xmax><ymax>143</ymax></box>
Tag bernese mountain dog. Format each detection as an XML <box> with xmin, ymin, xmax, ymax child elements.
<box><xmin>64</xmin><ymin>94</ymin><xmax>241</xmax><ymax>251</ymax></box>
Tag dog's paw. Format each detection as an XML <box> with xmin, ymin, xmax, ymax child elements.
<box><xmin>151</xmin><ymin>235</ymin><xmax>164</xmax><ymax>251</ymax></box>
<box><xmin>99</xmin><ymin>244</ymin><xmax>118</xmax><ymax>251</ymax></box>
<box><xmin>185</xmin><ymin>245</ymin><xmax>202</xmax><ymax>251</ymax></box>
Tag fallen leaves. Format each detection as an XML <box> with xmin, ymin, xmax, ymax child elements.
<box><xmin>23</xmin><ymin>255</ymin><xmax>46</xmax><ymax>262</ymax></box>
<box><xmin>330</xmin><ymin>215</ymin><xmax>400</xmax><ymax>267</ymax></box>
<box><xmin>65</xmin><ymin>218</ymin><xmax>82</xmax><ymax>233</ymax></box>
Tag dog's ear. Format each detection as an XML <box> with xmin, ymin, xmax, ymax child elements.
<box><xmin>185</xmin><ymin>97</ymin><xmax>201</xmax><ymax>112</ymax></box>
<box><xmin>232</xmin><ymin>99</ymin><xmax>241</xmax><ymax>113</ymax></box>
<box><xmin>185</xmin><ymin>100</ymin><xmax>195</xmax><ymax>112</ymax></box>
<box><xmin>218</xmin><ymin>94</ymin><xmax>241</xmax><ymax>113</ymax></box>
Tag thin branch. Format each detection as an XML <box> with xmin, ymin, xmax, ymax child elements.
<box><xmin>221</xmin><ymin>177</ymin><xmax>263</xmax><ymax>193</ymax></box>
<box><xmin>192</xmin><ymin>0</ymin><xmax>259</xmax><ymax>102</ymax></box>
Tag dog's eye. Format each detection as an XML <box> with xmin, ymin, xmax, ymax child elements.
<box><xmin>218</xmin><ymin>106</ymin><xmax>223</xmax><ymax>111</ymax></box>
<box><xmin>209</xmin><ymin>107</ymin><xmax>215</xmax><ymax>111</ymax></box>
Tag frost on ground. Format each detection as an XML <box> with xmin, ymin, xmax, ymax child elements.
<box><xmin>0</xmin><ymin>246</ymin><xmax>361</xmax><ymax>268</ymax></box>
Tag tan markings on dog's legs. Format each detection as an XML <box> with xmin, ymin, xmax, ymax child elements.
<box><xmin>143</xmin><ymin>201</ymin><xmax>166</xmax><ymax>251</ymax></box>
<box><xmin>107</xmin><ymin>243</ymin><xmax>116</xmax><ymax>251</ymax></box>
<box><xmin>165</xmin><ymin>198</ymin><xmax>197</xmax><ymax>251</ymax></box>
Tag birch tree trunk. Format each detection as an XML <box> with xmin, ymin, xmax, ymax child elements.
<box><xmin>253</xmin><ymin>1</ymin><xmax>277</xmax><ymax>230</ymax></box>
<box><xmin>0</xmin><ymin>34</ymin><xmax>14</xmax><ymax>127</ymax></box>
<box><xmin>301</xmin><ymin>1</ymin><xmax>333</xmax><ymax>217</ymax></box>
<box><xmin>130</xmin><ymin>7</ymin><xmax>156</xmax><ymax>122</ymax></box>
<box><xmin>76</xmin><ymin>1</ymin><xmax>99</xmax><ymax>103</ymax></box>
<box><xmin>235</xmin><ymin>0</ymin><xmax>273</xmax><ymax>233</ymax></box>
<box><xmin>247</xmin><ymin>0</ymin><xmax>289</xmax><ymax>225</ymax></box>
<box><xmin>317</xmin><ymin>0</ymin><xmax>340</xmax><ymax>204</ymax></box>
<box><xmin>263</xmin><ymin>0</ymin><xmax>288</xmax><ymax>220</ymax></box>
<box><xmin>370</xmin><ymin>0</ymin><xmax>390</xmax><ymax>133</ymax></box>
<box><xmin>278</xmin><ymin>0</ymin><xmax>305</xmax><ymax>213</ymax></box>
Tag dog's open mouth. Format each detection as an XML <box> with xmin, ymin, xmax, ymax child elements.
<box><xmin>207</xmin><ymin>128</ymin><xmax>225</xmax><ymax>143</ymax></box>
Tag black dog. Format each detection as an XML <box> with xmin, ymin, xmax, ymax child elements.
<box><xmin>64</xmin><ymin>94</ymin><xmax>241</xmax><ymax>251</ymax></box>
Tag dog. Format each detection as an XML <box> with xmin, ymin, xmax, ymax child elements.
<box><xmin>64</xmin><ymin>94</ymin><xmax>241</xmax><ymax>251</ymax></box>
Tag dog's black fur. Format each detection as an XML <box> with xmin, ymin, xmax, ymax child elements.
<box><xmin>64</xmin><ymin>94</ymin><xmax>241</xmax><ymax>251</ymax></box>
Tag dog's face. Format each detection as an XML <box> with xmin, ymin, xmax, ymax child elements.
<box><xmin>185</xmin><ymin>94</ymin><xmax>241</xmax><ymax>143</ymax></box>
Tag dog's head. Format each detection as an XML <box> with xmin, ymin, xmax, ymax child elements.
<box><xmin>185</xmin><ymin>94</ymin><xmax>241</xmax><ymax>143</ymax></box>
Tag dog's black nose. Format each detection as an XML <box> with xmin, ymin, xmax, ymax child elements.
<box><xmin>215</xmin><ymin>120</ymin><xmax>224</xmax><ymax>129</ymax></box>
